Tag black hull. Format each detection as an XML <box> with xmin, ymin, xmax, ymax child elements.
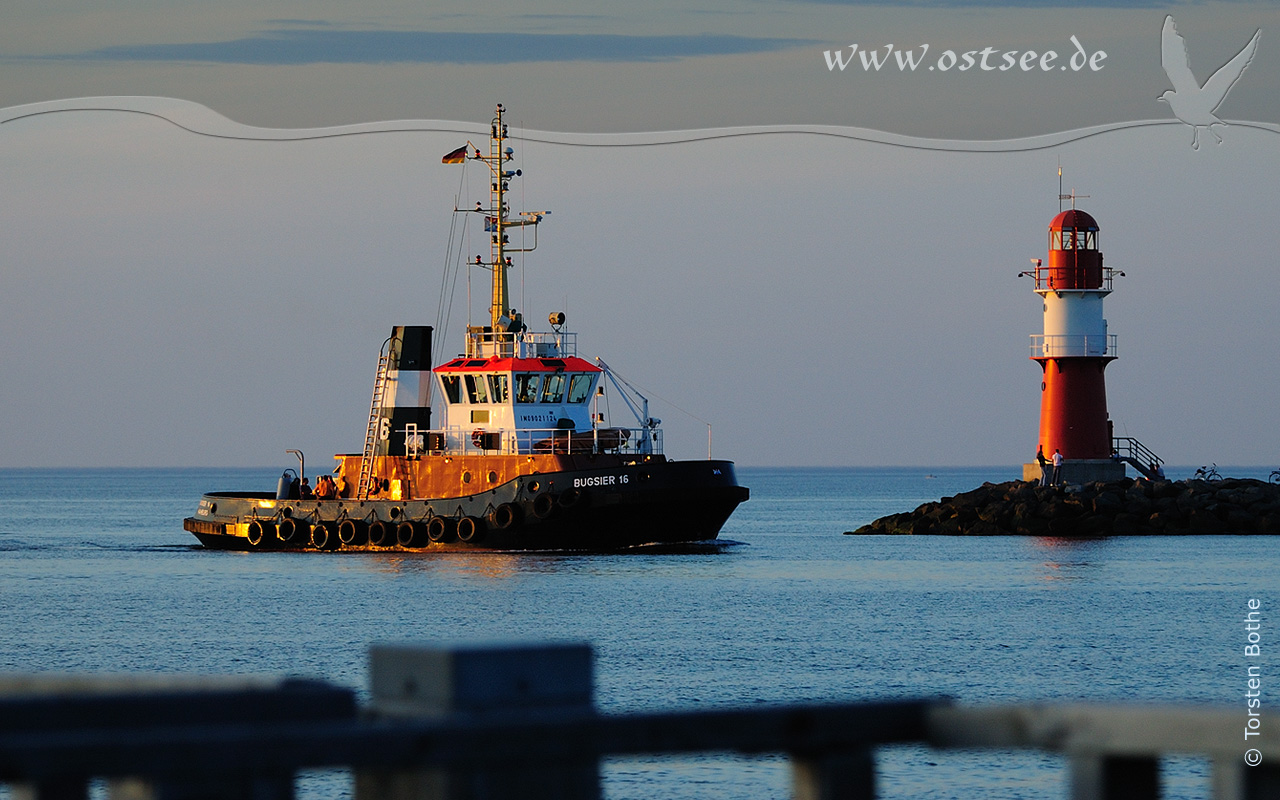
<box><xmin>184</xmin><ymin>460</ymin><xmax>747</xmax><ymax>553</ymax></box>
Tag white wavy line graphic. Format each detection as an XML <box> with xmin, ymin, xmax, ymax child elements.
<box><xmin>2</xmin><ymin>96</ymin><xmax>1277</xmax><ymax>151</ymax></box>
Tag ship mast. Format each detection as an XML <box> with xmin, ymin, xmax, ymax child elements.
<box><xmin>477</xmin><ymin>103</ymin><xmax>543</xmax><ymax>331</ymax></box>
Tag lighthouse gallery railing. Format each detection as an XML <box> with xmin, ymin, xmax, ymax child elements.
<box><xmin>1032</xmin><ymin>265</ymin><xmax>1120</xmax><ymax>293</ymax></box>
<box><xmin>1030</xmin><ymin>334</ymin><xmax>1117</xmax><ymax>358</ymax></box>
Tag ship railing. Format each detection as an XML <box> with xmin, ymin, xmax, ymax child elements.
<box><xmin>1030</xmin><ymin>333</ymin><xmax>1117</xmax><ymax>358</ymax></box>
<box><xmin>428</xmin><ymin>426</ymin><xmax>663</xmax><ymax>457</ymax></box>
<box><xmin>464</xmin><ymin>330</ymin><xmax>577</xmax><ymax>359</ymax></box>
<box><xmin>2</xmin><ymin>642</ymin><xmax>1273</xmax><ymax>800</ymax></box>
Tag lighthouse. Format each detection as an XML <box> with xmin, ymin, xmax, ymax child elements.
<box><xmin>1021</xmin><ymin>206</ymin><xmax>1130</xmax><ymax>484</ymax></box>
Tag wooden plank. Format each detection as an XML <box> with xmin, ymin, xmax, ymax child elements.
<box><xmin>928</xmin><ymin>704</ymin><xmax>1279</xmax><ymax>759</ymax></box>
<box><xmin>0</xmin><ymin>679</ymin><xmax>355</xmax><ymax>735</ymax></box>
<box><xmin>0</xmin><ymin>700</ymin><xmax>942</xmax><ymax>781</ymax></box>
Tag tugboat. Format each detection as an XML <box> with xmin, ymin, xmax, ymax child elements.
<box><xmin>183</xmin><ymin>104</ymin><xmax>749</xmax><ymax>552</ymax></box>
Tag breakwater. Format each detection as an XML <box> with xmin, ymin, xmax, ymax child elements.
<box><xmin>847</xmin><ymin>477</ymin><xmax>1280</xmax><ymax>536</ymax></box>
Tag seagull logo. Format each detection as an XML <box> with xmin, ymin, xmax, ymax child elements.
<box><xmin>1159</xmin><ymin>15</ymin><xmax>1261</xmax><ymax>149</ymax></box>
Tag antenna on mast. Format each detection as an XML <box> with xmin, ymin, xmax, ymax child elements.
<box><xmin>482</xmin><ymin>104</ymin><xmax>544</xmax><ymax>331</ymax></box>
<box><xmin>1058</xmin><ymin>159</ymin><xmax>1063</xmax><ymax>212</ymax></box>
<box><xmin>1058</xmin><ymin>162</ymin><xmax>1089</xmax><ymax>211</ymax></box>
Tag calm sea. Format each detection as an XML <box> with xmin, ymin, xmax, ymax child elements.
<box><xmin>0</xmin><ymin>465</ymin><xmax>1275</xmax><ymax>799</ymax></box>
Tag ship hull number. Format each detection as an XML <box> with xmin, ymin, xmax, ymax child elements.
<box><xmin>574</xmin><ymin>473</ymin><xmax>629</xmax><ymax>488</ymax></box>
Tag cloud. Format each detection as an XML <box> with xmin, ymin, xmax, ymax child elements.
<box><xmin>51</xmin><ymin>29</ymin><xmax>816</xmax><ymax>66</ymax></box>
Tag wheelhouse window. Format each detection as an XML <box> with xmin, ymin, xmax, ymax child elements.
<box><xmin>515</xmin><ymin>373</ymin><xmax>542</xmax><ymax>403</ymax></box>
<box><xmin>440</xmin><ymin>374</ymin><xmax>462</xmax><ymax>404</ymax></box>
<box><xmin>488</xmin><ymin>374</ymin><xmax>509</xmax><ymax>403</ymax></box>
<box><xmin>465</xmin><ymin>374</ymin><xmax>489</xmax><ymax>404</ymax></box>
<box><xmin>567</xmin><ymin>374</ymin><xmax>594</xmax><ymax>404</ymax></box>
<box><xmin>540</xmin><ymin>373</ymin><xmax>566</xmax><ymax>403</ymax></box>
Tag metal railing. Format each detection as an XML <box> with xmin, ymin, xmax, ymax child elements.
<box><xmin>1113</xmin><ymin>436</ymin><xmax>1164</xmax><ymax>473</ymax></box>
<box><xmin>427</xmin><ymin>426</ymin><xmax>662</xmax><ymax>457</ymax></box>
<box><xmin>1</xmin><ymin>643</ymin><xmax>1274</xmax><ymax>800</ymax></box>
<box><xmin>465</xmin><ymin>330</ymin><xmax>577</xmax><ymax>359</ymax></box>
<box><xmin>1030</xmin><ymin>333</ymin><xmax>1117</xmax><ymax>359</ymax></box>
<box><xmin>1031</xmin><ymin>265</ymin><xmax>1119</xmax><ymax>293</ymax></box>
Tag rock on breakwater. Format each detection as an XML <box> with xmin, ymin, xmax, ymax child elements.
<box><xmin>846</xmin><ymin>477</ymin><xmax>1280</xmax><ymax>536</ymax></box>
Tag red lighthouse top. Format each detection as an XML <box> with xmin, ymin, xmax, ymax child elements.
<box><xmin>1049</xmin><ymin>209</ymin><xmax>1099</xmax><ymax>236</ymax></box>
<box><xmin>1044</xmin><ymin>208</ymin><xmax>1103</xmax><ymax>289</ymax></box>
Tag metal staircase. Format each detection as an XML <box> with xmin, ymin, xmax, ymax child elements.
<box><xmin>357</xmin><ymin>341</ymin><xmax>394</xmax><ymax>500</ymax></box>
<box><xmin>1112</xmin><ymin>437</ymin><xmax>1164</xmax><ymax>480</ymax></box>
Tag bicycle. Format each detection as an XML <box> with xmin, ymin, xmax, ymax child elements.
<box><xmin>1194</xmin><ymin>464</ymin><xmax>1223</xmax><ymax>481</ymax></box>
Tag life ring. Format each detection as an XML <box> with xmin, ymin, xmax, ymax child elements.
<box><xmin>532</xmin><ymin>492</ymin><xmax>557</xmax><ymax>519</ymax></box>
<box><xmin>457</xmin><ymin>516</ymin><xmax>485</xmax><ymax>543</ymax></box>
<box><xmin>472</xmin><ymin>429</ymin><xmax>486</xmax><ymax>448</ymax></box>
<box><xmin>489</xmin><ymin>503</ymin><xmax>522</xmax><ymax>530</ymax></box>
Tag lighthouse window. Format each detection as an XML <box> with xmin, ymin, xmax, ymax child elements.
<box><xmin>567</xmin><ymin>374</ymin><xmax>593</xmax><ymax>404</ymax></box>
<box><xmin>488</xmin><ymin>374</ymin><xmax>509</xmax><ymax>403</ymax></box>
<box><xmin>515</xmin><ymin>373</ymin><xmax>542</xmax><ymax>403</ymax></box>
<box><xmin>440</xmin><ymin>375</ymin><xmax>462</xmax><ymax>404</ymax></box>
<box><xmin>1051</xmin><ymin>229</ymin><xmax>1097</xmax><ymax>251</ymax></box>
<box><xmin>540</xmin><ymin>373</ymin><xmax>567</xmax><ymax>403</ymax></box>
<box><xmin>465</xmin><ymin>374</ymin><xmax>489</xmax><ymax>404</ymax></box>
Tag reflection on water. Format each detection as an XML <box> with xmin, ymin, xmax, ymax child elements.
<box><xmin>1029</xmin><ymin>535</ymin><xmax>1106</xmax><ymax>582</ymax></box>
<box><xmin>331</xmin><ymin>540</ymin><xmax>745</xmax><ymax>580</ymax></box>
<box><xmin>1038</xmin><ymin>560</ymin><xmax>1099</xmax><ymax>581</ymax></box>
<box><xmin>354</xmin><ymin>551</ymin><xmax>527</xmax><ymax>580</ymax></box>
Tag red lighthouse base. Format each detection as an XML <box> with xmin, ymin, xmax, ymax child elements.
<box><xmin>1035</xmin><ymin>357</ymin><xmax>1113</xmax><ymax>460</ymax></box>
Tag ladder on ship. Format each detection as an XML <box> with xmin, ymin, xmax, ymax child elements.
<box><xmin>1112</xmin><ymin>436</ymin><xmax>1164</xmax><ymax>480</ymax></box>
<box><xmin>357</xmin><ymin>342</ymin><xmax>394</xmax><ymax>500</ymax></box>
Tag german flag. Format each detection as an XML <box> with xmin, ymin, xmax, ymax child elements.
<box><xmin>441</xmin><ymin>145</ymin><xmax>469</xmax><ymax>164</ymax></box>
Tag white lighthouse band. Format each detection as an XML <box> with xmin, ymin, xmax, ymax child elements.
<box><xmin>1032</xmin><ymin>288</ymin><xmax>1116</xmax><ymax>358</ymax></box>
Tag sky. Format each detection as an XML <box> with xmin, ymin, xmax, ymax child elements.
<box><xmin>1</xmin><ymin>0</ymin><xmax>1278</xmax><ymax>468</ymax></box>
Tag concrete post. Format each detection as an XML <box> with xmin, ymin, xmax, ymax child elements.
<box><xmin>355</xmin><ymin>642</ymin><xmax>599</xmax><ymax>800</ymax></box>
<box><xmin>791</xmin><ymin>750</ymin><xmax>874</xmax><ymax>800</ymax></box>
<box><xmin>1214</xmin><ymin>761</ymin><xmax>1280</xmax><ymax>800</ymax></box>
<box><xmin>1244</xmin><ymin>764</ymin><xmax>1280</xmax><ymax>800</ymax></box>
<box><xmin>1069</xmin><ymin>754</ymin><xmax>1159</xmax><ymax>800</ymax></box>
